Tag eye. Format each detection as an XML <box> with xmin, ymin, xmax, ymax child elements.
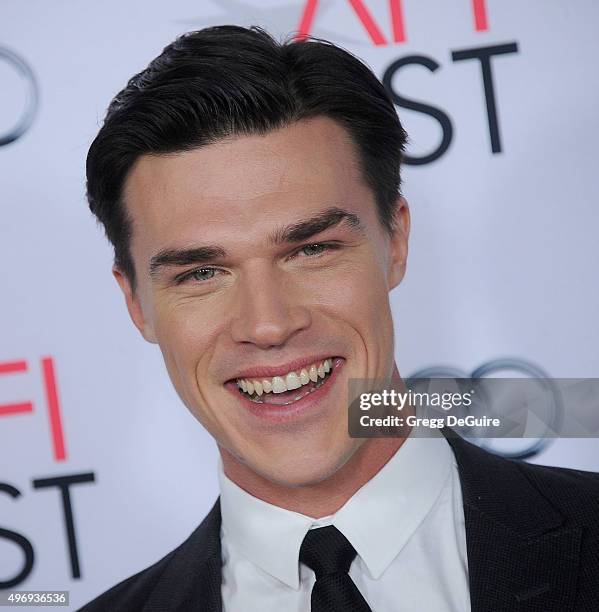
<box><xmin>191</xmin><ymin>268</ymin><xmax>216</xmax><ymax>281</ymax></box>
<box><xmin>288</xmin><ymin>242</ymin><xmax>341</xmax><ymax>262</ymax></box>
<box><xmin>176</xmin><ymin>267</ymin><xmax>219</xmax><ymax>284</ymax></box>
<box><xmin>300</xmin><ymin>243</ymin><xmax>329</xmax><ymax>257</ymax></box>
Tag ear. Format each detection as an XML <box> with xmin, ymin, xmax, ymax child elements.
<box><xmin>387</xmin><ymin>196</ymin><xmax>410</xmax><ymax>290</ymax></box>
<box><xmin>112</xmin><ymin>266</ymin><xmax>158</xmax><ymax>343</ymax></box>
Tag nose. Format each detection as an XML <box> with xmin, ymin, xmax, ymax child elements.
<box><xmin>230</xmin><ymin>264</ymin><xmax>311</xmax><ymax>349</ymax></box>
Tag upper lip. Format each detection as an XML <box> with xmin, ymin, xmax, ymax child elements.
<box><xmin>228</xmin><ymin>355</ymin><xmax>340</xmax><ymax>381</ymax></box>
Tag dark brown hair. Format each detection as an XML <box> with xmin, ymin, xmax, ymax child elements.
<box><xmin>86</xmin><ymin>25</ymin><xmax>407</xmax><ymax>287</ymax></box>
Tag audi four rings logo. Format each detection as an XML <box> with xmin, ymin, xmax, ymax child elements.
<box><xmin>408</xmin><ymin>358</ymin><xmax>562</xmax><ymax>460</ymax></box>
<box><xmin>0</xmin><ymin>46</ymin><xmax>38</xmax><ymax>146</ymax></box>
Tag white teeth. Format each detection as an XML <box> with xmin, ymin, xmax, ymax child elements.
<box><xmin>236</xmin><ymin>358</ymin><xmax>336</xmax><ymax>396</ymax></box>
<box><xmin>286</xmin><ymin>372</ymin><xmax>301</xmax><ymax>390</ymax></box>
<box><xmin>272</xmin><ymin>376</ymin><xmax>287</xmax><ymax>394</ymax></box>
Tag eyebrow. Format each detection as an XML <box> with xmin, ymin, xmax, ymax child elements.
<box><xmin>148</xmin><ymin>207</ymin><xmax>363</xmax><ymax>279</ymax></box>
<box><xmin>267</xmin><ymin>207</ymin><xmax>363</xmax><ymax>245</ymax></box>
<box><xmin>149</xmin><ymin>245</ymin><xmax>226</xmax><ymax>278</ymax></box>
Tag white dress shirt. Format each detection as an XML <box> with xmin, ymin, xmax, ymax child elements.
<box><xmin>219</xmin><ymin>430</ymin><xmax>471</xmax><ymax>611</ymax></box>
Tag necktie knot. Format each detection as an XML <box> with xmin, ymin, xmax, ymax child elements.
<box><xmin>299</xmin><ymin>525</ymin><xmax>357</xmax><ymax>578</ymax></box>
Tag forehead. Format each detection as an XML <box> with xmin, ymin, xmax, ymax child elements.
<box><xmin>123</xmin><ymin>116</ymin><xmax>373</xmax><ymax>254</ymax></box>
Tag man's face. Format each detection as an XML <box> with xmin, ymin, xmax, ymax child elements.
<box><xmin>118</xmin><ymin>116</ymin><xmax>409</xmax><ymax>487</ymax></box>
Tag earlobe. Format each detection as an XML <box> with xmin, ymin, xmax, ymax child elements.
<box><xmin>388</xmin><ymin>196</ymin><xmax>410</xmax><ymax>290</ymax></box>
<box><xmin>112</xmin><ymin>267</ymin><xmax>158</xmax><ymax>344</ymax></box>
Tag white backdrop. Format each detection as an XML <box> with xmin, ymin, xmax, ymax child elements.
<box><xmin>1</xmin><ymin>1</ymin><xmax>598</xmax><ymax>608</ymax></box>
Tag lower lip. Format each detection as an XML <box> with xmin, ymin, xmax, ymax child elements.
<box><xmin>226</xmin><ymin>358</ymin><xmax>345</xmax><ymax>424</ymax></box>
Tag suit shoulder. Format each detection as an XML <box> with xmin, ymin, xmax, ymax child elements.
<box><xmin>517</xmin><ymin>458</ymin><xmax>599</xmax><ymax>488</ymax></box>
<box><xmin>77</xmin><ymin>547</ymin><xmax>177</xmax><ymax>612</ymax></box>
<box><xmin>515</xmin><ymin>459</ymin><xmax>599</xmax><ymax>520</ymax></box>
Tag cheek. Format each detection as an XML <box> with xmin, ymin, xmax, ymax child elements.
<box><xmin>152</xmin><ymin>304</ymin><xmax>232</xmax><ymax>438</ymax></box>
<box><xmin>303</xmin><ymin>255</ymin><xmax>392</xmax><ymax>330</ymax></box>
<box><xmin>307</xmin><ymin>256</ymin><xmax>395</xmax><ymax>375</ymax></box>
<box><xmin>153</xmin><ymin>300</ymin><xmax>223</xmax><ymax>390</ymax></box>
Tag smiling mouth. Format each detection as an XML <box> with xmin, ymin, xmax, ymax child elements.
<box><xmin>235</xmin><ymin>358</ymin><xmax>337</xmax><ymax>406</ymax></box>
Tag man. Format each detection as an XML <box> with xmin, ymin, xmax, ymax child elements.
<box><xmin>81</xmin><ymin>25</ymin><xmax>599</xmax><ymax>611</ymax></box>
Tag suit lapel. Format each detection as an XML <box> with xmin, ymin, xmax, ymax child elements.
<box><xmin>445</xmin><ymin>431</ymin><xmax>582</xmax><ymax>612</ymax></box>
<box><xmin>143</xmin><ymin>499</ymin><xmax>223</xmax><ymax>612</ymax></box>
<box><xmin>140</xmin><ymin>435</ymin><xmax>583</xmax><ymax>611</ymax></box>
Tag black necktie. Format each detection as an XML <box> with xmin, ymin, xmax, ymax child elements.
<box><xmin>299</xmin><ymin>525</ymin><xmax>372</xmax><ymax>612</ymax></box>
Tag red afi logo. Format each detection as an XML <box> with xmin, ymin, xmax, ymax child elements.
<box><xmin>0</xmin><ymin>357</ymin><xmax>67</xmax><ymax>461</ymax></box>
<box><xmin>296</xmin><ymin>0</ymin><xmax>489</xmax><ymax>44</ymax></box>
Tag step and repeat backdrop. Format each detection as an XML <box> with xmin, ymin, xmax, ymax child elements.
<box><xmin>2</xmin><ymin>1</ymin><xmax>598</xmax><ymax>608</ymax></box>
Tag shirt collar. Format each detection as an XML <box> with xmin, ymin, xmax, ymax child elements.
<box><xmin>218</xmin><ymin>429</ymin><xmax>453</xmax><ymax>588</ymax></box>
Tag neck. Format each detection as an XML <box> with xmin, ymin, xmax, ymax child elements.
<box><xmin>220</xmin><ymin>436</ymin><xmax>407</xmax><ymax>518</ymax></box>
<box><xmin>220</xmin><ymin>364</ymin><xmax>410</xmax><ymax>517</ymax></box>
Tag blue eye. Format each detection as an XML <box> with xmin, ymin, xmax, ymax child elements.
<box><xmin>301</xmin><ymin>244</ymin><xmax>327</xmax><ymax>256</ymax></box>
<box><xmin>174</xmin><ymin>266</ymin><xmax>224</xmax><ymax>286</ymax></box>
<box><xmin>189</xmin><ymin>268</ymin><xmax>216</xmax><ymax>282</ymax></box>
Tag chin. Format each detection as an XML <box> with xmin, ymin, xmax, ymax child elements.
<box><xmin>253</xmin><ymin>441</ymin><xmax>359</xmax><ymax>489</ymax></box>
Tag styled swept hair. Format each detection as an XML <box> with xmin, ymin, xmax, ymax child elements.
<box><xmin>86</xmin><ymin>25</ymin><xmax>407</xmax><ymax>287</ymax></box>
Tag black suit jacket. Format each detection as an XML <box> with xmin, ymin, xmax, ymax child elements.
<box><xmin>80</xmin><ymin>433</ymin><xmax>599</xmax><ymax>611</ymax></box>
